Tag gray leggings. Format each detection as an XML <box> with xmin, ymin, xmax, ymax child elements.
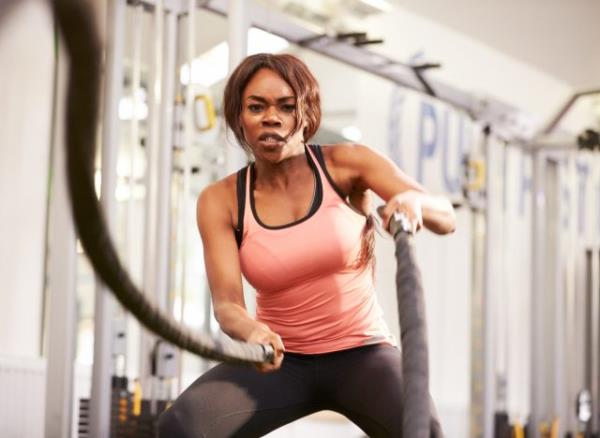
<box><xmin>158</xmin><ymin>344</ymin><xmax>442</xmax><ymax>438</ymax></box>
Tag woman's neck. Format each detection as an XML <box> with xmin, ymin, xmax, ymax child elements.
<box><xmin>253</xmin><ymin>144</ymin><xmax>309</xmax><ymax>191</ymax></box>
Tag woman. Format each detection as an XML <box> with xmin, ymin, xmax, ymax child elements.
<box><xmin>159</xmin><ymin>53</ymin><xmax>455</xmax><ymax>437</ymax></box>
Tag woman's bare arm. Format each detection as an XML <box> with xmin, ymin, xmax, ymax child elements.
<box><xmin>327</xmin><ymin>143</ymin><xmax>456</xmax><ymax>234</ymax></box>
<box><xmin>197</xmin><ymin>181</ymin><xmax>284</xmax><ymax>370</ymax></box>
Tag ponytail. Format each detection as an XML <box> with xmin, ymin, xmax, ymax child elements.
<box><xmin>354</xmin><ymin>213</ymin><xmax>377</xmax><ymax>278</ymax></box>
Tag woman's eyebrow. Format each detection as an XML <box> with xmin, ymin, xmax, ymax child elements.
<box><xmin>247</xmin><ymin>95</ymin><xmax>296</xmax><ymax>103</ymax></box>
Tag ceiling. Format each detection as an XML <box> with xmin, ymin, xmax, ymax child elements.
<box><xmin>390</xmin><ymin>0</ymin><xmax>600</xmax><ymax>90</ymax></box>
<box><xmin>124</xmin><ymin>0</ymin><xmax>600</xmax><ymax>134</ymax></box>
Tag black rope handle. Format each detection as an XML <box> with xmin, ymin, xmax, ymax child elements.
<box><xmin>50</xmin><ymin>0</ymin><xmax>273</xmax><ymax>366</ymax></box>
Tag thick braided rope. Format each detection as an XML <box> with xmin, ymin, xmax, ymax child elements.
<box><xmin>392</xmin><ymin>216</ymin><xmax>431</xmax><ymax>438</ymax></box>
<box><xmin>51</xmin><ymin>0</ymin><xmax>273</xmax><ymax>366</ymax></box>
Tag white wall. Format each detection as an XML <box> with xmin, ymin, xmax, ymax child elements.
<box><xmin>0</xmin><ymin>0</ymin><xmax>54</xmax><ymax>357</ymax></box>
<box><xmin>365</xmin><ymin>5</ymin><xmax>573</xmax><ymax>129</ymax></box>
<box><xmin>0</xmin><ymin>356</ymin><xmax>46</xmax><ymax>438</ymax></box>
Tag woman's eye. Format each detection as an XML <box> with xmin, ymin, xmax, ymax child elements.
<box><xmin>281</xmin><ymin>104</ymin><xmax>295</xmax><ymax>112</ymax></box>
<box><xmin>248</xmin><ymin>104</ymin><xmax>262</xmax><ymax>112</ymax></box>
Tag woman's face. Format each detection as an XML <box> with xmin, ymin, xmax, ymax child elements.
<box><xmin>240</xmin><ymin>68</ymin><xmax>305</xmax><ymax>162</ymax></box>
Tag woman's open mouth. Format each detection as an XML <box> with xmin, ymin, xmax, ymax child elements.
<box><xmin>258</xmin><ymin>133</ymin><xmax>286</xmax><ymax>147</ymax></box>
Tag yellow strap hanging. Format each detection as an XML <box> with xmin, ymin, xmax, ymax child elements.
<box><xmin>132</xmin><ymin>379</ymin><xmax>142</xmax><ymax>416</ymax></box>
<box><xmin>512</xmin><ymin>421</ymin><xmax>524</xmax><ymax>438</ymax></box>
<box><xmin>465</xmin><ymin>158</ymin><xmax>485</xmax><ymax>191</ymax></box>
<box><xmin>550</xmin><ymin>417</ymin><xmax>559</xmax><ymax>438</ymax></box>
<box><xmin>194</xmin><ymin>94</ymin><xmax>216</xmax><ymax>131</ymax></box>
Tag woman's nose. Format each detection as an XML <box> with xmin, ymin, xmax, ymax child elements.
<box><xmin>262</xmin><ymin>106</ymin><xmax>281</xmax><ymax>125</ymax></box>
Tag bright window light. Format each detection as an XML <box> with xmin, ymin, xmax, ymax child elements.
<box><xmin>342</xmin><ymin>125</ymin><xmax>362</xmax><ymax>142</ymax></box>
<box><xmin>181</xmin><ymin>27</ymin><xmax>289</xmax><ymax>87</ymax></box>
<box><xmin>248</xmin><ymin>27</ymin><xmax>289</xmax><ymax>54</ymax></box>
<box><xmin>181</xmin><ymin>41</ymin><xmax>229</xmax><ymax>87</ymax></box>
<box><xmin>360</xmin><ymin>0</ymin><xmax>392</xmax><ymax>12</ymax></box>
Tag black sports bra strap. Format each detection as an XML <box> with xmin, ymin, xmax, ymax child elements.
<box><xmin>308</xmin><ymin>144</ymin><xmax>326</xmax><ymax>168</ymax></box>
<box><xmin>308</xmin><ymin>144</ymin><xmax>348</xmax><ymax>201</ymax></box>
<box><xmin>235</xmin><ymin>166</ymin><xmax>248</xmax><ymax>248</ymax></box>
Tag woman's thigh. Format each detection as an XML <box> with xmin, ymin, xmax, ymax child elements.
<box><xmin>317</xmin><ymin>344</ymin><xmax>404</xmax><ymax>436</ymax></box>
<box><xmin>318</xmin><ymin>344</ymin><xmax>443</xmax><ymax>438</ymax></box>
<box><xmin>158</xmin><ymin>356</ymin><xmax>319</xmax><ymax>438</ymax></box>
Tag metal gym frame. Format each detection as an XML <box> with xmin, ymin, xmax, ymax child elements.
<box><xmin>43</xmin><ymin>1</ymin><xmax>589</xmax><ymax>437</ymax></box>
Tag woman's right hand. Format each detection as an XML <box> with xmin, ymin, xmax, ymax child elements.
<box><xmin>245</xmin><ymin>323</ymin><xmax>285</xmax><ymax>372</ymax></box>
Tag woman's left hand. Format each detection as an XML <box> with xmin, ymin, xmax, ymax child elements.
<box><xmin>378</xmin><ymin>190</ymin><xmax>423</xmax><ymax>234</ymax></box>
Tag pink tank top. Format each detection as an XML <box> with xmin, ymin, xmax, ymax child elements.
<box><xmin>237</xmin><ymin>144</ymin><xmax>395</xmax><ymax>354</ymax></box>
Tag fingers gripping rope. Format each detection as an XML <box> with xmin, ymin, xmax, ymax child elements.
<box><xmin>50</xmin><ymin>0</ymin><xmax>273</xmax><ymax>366</ymax></box>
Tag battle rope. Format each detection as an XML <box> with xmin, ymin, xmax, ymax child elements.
<box><xmin>50</xmin><ymin>6</ymin><xmax>440</xmax><ymax>434</ymax></box>
<box><xmin>50</xmin><ymin>0</ymin><xmax>273</xmax><ymax>365</ymax></box>
<box><xmin>389</xmin><ymin>213</ymin><xmax>440</xmax><ymax>438</ymax></box>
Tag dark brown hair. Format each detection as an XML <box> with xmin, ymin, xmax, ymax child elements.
<box><xmin>223</xmin><ymin>53</ymin><xmax>321</xmax><ymax>154</ymax></box>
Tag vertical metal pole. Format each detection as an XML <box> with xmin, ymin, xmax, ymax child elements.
<box><xmin>227</xmin><ymin>0</ymin><xmax>248</xmax><ymax>72</ymax></box>
<box><xmin>468</xmin><ymin>128</ymin><xmax>488</xmax><ymax>438</ymax></box>
<box><xmin>582</xmin><ymin>246</ymin><xmax>598</xmax><ymax>435</ymax></box>
<box><xmin>564</xmin><ymin>199</ymin><xmax>577</xmax><ymax>433</ymax></box>
<box><xmin>44</xmin><ymin>43</ymin><xmax>77</xmax><ymax>438</ymax></box>
<box><xmin>140</xmin><ymin>0</ymin><xmax>164</xmax><ymax>388</ymax></box>
<box><xmin>156</xmin><ymin>9</ymin><xmax>177</xmax><ymax>313</ymax></box>
<box><xmin>529</xmin><ymin>149</ymin><xmax>546</xmax><ymax>437</ymax></box>
<box><xmin>585</xmin><ymin>250</ymin><xmax>594</xmax><ymax>411</ymax></box>
<box><xmin>226</xmin><ymin>0</ymin><xmax>249</xmax><ymax>174</ymax></box>
<box><xmin>127</xmin><ymin>5</ymin><xmax>143</xmax><ymax>282</ymax></box>
<box><xmin>143</xmin><ymin>0</ymin><xmax>164</xmax><ymax>301</ymax></box>
<box><xmin>150</xmin><ymin>2</ymin><xmax>176</xmax><ymax>409</ymax></box>
<box><xmin>90</xmin><ymin>0</ymin><xmax>125</xmax><ymax>437</ymax></box>
<box><xmin>496</xmin><ymin>142</ymin><xmax>508</xmax><ymax>417</ymax></box>
<box><xmin>596</xmin><ymin>248</ymin><xmax>600</xmax><ymax>434</ymax></box>
<box><xmin>483</xmin><ymin>135</ymin><xmax>497</xmax><ymax>438</ymax></box>
<box><xmin>470</xmin><ymin>209</ymin><xmax>486</xmax><ymax>438</ymax></box>
<box><xmin>181</xmin><ymin>0</ymin><xmax>195</xmax><ymax>322</ymax></box>
<box><xmin>555</xmin><ymin>163</ymin><xmax>568</xmax><ymax>436</ymax></box>
<box><xmin>125</xmin><ymin>1</ymin><xmax>144</xmax><ymax>382</ymax></box>
<box><xmin>178</xmin><ymin>0</ymin><xmax>195</xmax><ymax>382</ymax></box>
<box><xmin>546</xmin><ymin>159</ymin><xmax>564</xmax><ymax>437</ymax></box>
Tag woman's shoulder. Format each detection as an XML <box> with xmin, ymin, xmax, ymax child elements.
<box><xmin>314</xmin><ymin>143</ymin><xmax>370</xmax><ymax>195</ymax></box>
<box><xmin>199</xmin><ymin>172</ymin><xmax>237</xmax><ymax>198</ymax></box>
<box><xmin>316</xmin><ymin>142</ymin><xmax>376</xmax><ymax>180</ymax></box>
<box><xmin>318</xmin><ymin>142</ymin><xmax>372</xmax><ymax>166</ymax></box>
<box><xmin>196</xmin><ymin>172</ymin><xmax>240</xmax><ymax>227</ymax></box>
